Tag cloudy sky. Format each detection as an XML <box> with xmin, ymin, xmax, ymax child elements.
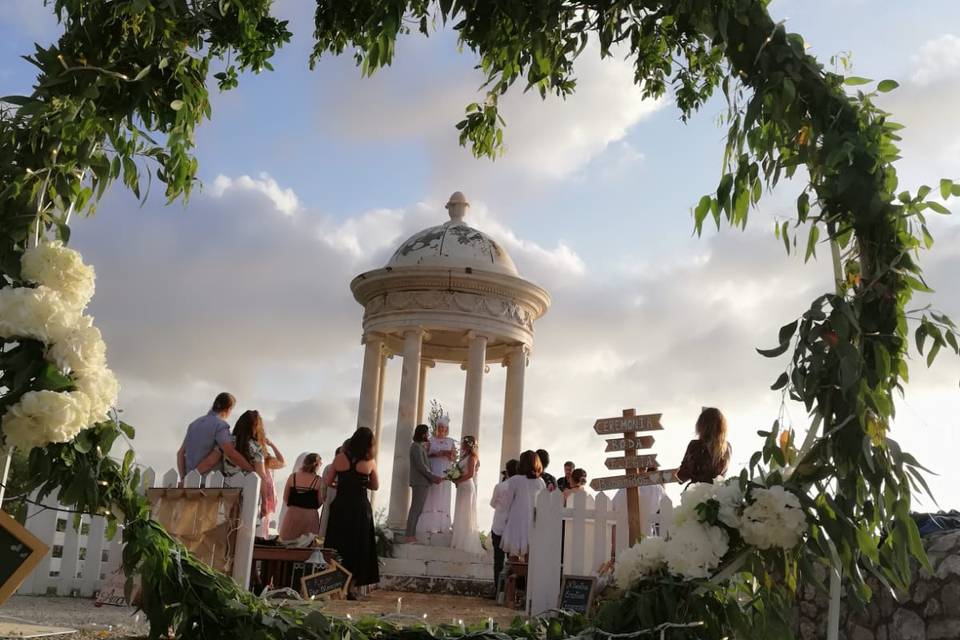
<box><xmin>1</xmin><ymin>1</ymin><xmax>958</xmax><ymax>529</ymax></box>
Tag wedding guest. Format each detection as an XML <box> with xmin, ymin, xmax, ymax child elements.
<box><xmin>557</xmin><ymin>460</ymin><xmax>575</xmax><ymax>492</ymax></box>
<box><xmin>223</xmin><ymin>410</ymin><xmax>273</xmax><ymax>524</ymax></box>
<box><xmin>405</xmin><ymin>424</ymin><xmax>442</xmax><ymax>542</ymax></box>
<box><xmin>537</xmin><ymin>449</ymin><xmax>557</xmax><ymax>492</ymax></box>
<box><xmin>562</xmin><ymin>468</ymin><xmax>588</xmax><ymax>502</ymax></box>
<box><xmin>490</xmin><ymin>458</ymin><xmax>518</xmax><ymax>598</ymax></box>
<box><xmin>613</xmin><ymin>466</ymin><xmax>666</xmax><ymax>537</ymax></box>
<box><xmin>260</xmin><ymin>438</ymin><xmax>286</xmax><ymax>536</ymax></box>
<box><xmin>500</xmin><ymin>450</ymin><xmax>547</xmax><ymax>557</ymax></box>
<box><xmin>176</xmin><ymin>392</ymin><xmax>252</xmax><ymax>477</ymax></box>
<box><xmin>419</xmin><ymin>415</ymin><xmax>457</xmax><ymax>533</ymax></box>
<box><xmin>324</xmin><ymin>427</ymin><xmax>380</xmax><ymax>599</ymax></box>
<box><xmin>451</xmin><ymin>436</ymin><xmax>483</xmax><ymax>554</ymax></box>
<box><xmin>278</xmin><ymin>452</ymin><xmax>324</xmax><ymax>540</ymax></box>
<box><xmin>676</xmin><ymin>407</ymin><xmax>732</xmax><ymax>483</ymax></box>
<box><xmin>318</xmin><ymin>445</ymin><xmax>343</xmax><ymax>540</ymax></box>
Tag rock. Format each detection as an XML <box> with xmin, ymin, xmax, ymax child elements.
<box><xmin>877</xmin><ymin>625</ymin><xmax>888</xmax><ymax>640</ymax></box>
<box><xmin>923</xmin><ymin>597</ymin><xmax>940</xmax><ymax>618</ymax></box>
<box><xmin>928</xmin><ymin>619</ymin><xmax>960</xmax><ymax>640</ymax></box>
<box><xmin>927</xmin><ymin>532</ymin><xmax>960</xmax><ymax>555</ymax></box>
<box><xmin>800</xmin><ymin>601</ymin><xmax>818</xmax><ymax>618</ymax></box>
<box><xmin>850</xmin><ymin>625</ymin><xmax>874</xmax><ymax>640</ymax></box>
<box><xmin>936</xmin><ymin>555</ymin><xmax>960</xmax><ymax>580</ymax></box>
<box><xmin>913</xmin><ymin>580</ymin><xmax>932</xmax><ymax>604</ymax></box>
<box><xmin>878</xmin><ymin>588</ymin><xmax>895</xmax><ymax>617</ymax></box>
<box><xmin>799</xmin><ymin>621</ymin><xmax>817</xmax><ymax>640</ymax></box>
<box><xmin>941</xmin><ymin>582</ymin><xmax>960</xmax><ymax>612</ymax></box>
<box><xmin>891</xmin><ymin>608</ymin><xmax>925</xmax><ymax>640</ymax></box>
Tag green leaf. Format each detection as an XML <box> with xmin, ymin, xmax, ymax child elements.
<box><xmin>805</xmin><ymin>224</ymin><xmax>820</xmax><ymax>262</ymax></box>
<box><xmin>170</xmin><ymin>99</ymin><xmax>184</xmax><ymax>111</ymax></box>
<box><xmin>940</xmin><ymin>179</ymin><xmax>954</xmax><ymax>200</ymax></box>
<box><xmin>927</xmin><ymin>201</ymin><xmax>951</xmax><ymax>215</ymax></box>
<box><xmin>770</xmin><ymin>372</ymin><xmax>789</xmax><ymax>390</ymax></box>
<box><xmin>757</xmin><ymin>341</ymin><xmax>792</xmax><ymax>358</ymax></box>
<box><xmin>133</xmin><ymin>65</ymin><xmax>152</xmax><ymax>82</ymax></box>
<box><xmin>778</xmin><ymin>319</ymin><xmax>799</xmax><ymax>344</ymax></box>
<box><xmin>844</xmin><ymin>76</ymin><xmax>872</xmax><ymax>86</ymax></box>
<box><xmin>877</xmin><ymin>79</ymin><xmax>899</xmax><ymax>93</ymax></box>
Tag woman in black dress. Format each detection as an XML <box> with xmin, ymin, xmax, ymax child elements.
<box><xmin>322</xmin><ymin>427</ymin><xmax>379</xmax><ymax>598</ymax></box>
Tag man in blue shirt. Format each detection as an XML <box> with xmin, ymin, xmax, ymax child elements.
<box><xmin>177</xmin><ymin>392</ymin><xmax>253</xmax><ymax>477</ymax></box>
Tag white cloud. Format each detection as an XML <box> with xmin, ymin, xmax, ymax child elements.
<box><xmin>211</xmin><ymin>172</ymin><xmax>301</xmax><ymax>215</ymax></box>
<box><xmin>315</xmin><ymin>37</ymin><xmax>664</xmax><ymax>184</ymax></box>
<box><xmin>911</xmin><ymin>34</ymin><xmax>960</xmax><ymax>86</ymax></box>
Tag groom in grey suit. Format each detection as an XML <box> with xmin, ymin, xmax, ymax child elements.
<box><xmin>405</xmin><ymin>423</ymin><xmax>441</xmax><ymax>541</ymax></box>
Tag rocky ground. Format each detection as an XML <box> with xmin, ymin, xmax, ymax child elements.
<box><xmin>0</xmin><ymin>590</ymin><xmax>519</xmax><ymax>638</ymax></box>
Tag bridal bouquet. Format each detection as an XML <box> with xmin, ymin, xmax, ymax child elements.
<box><xmin>444</xmin><ymin>464</ymin><xmax>462</xmax><ymax>482</ymax></box>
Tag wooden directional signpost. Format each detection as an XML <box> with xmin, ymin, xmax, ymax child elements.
<box><xmin>589</xmin><ymin>409</ymin><xmax>678</xmax><ymax>545</ymax></box>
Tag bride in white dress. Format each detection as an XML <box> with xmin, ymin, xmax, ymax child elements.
<box><xmin>450</xmin><ymin>436</ymin><xmax>484</xmax><ymax>554</ymax></box>
<box><xmin>417</xmin><ymin>417</ymin><xmax>457</xmax><ymax>533</ymax></box>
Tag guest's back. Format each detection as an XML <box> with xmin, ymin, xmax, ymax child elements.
<box><xmin>676</xmin><ymin>407</ymin><xmax>731</xmax><ymax>483</ymax></box>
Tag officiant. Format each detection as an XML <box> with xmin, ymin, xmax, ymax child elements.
<box><xmin>418</xmin><ymin>415</ymin><xmax>457</xmax><ymax>533</ymax></box>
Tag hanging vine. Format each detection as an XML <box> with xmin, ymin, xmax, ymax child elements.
<box><xmin>1</xmin><ymin>1</ymin><xmax>957</xmax><ymax>639</ymax></box>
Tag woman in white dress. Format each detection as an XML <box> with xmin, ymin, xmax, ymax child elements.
<box><xmin>450</xmin><ymin>436</ymin><xmax>484</xmax><ymax>554</ymax></box>
<box><xmin>500</xmin><ymin>450</ymin><xmax>547</xmax><ymax>558</ymax></box>
<box><xmin>417</xmin><ymin>417</ymin><xmax>457</xmax><ymax>533</ymax></box>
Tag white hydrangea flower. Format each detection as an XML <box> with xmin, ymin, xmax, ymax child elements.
<box><xmin>713</xmin><ymin>480</ymin><xmax>744</xmax><ymax>529</ymax></box>
<box><xmin>740</xmin><ymin>486</ymin><xmax>807</xmax><ymax>550</ymax></box>
<box><xmin>2</xmin><ymin>389</ymin><xmax>90</xmax><ymax>449</ymax></box>
<box><xmin>672</xmin><ymin>482</ymin><xmax>715</xmax><ymax>526</ymax></box>
<box><xmin>663</xmin><ymin>521</ymin><xmax>729</xmax><ymax>580</ymax></box>
<box><xmin>21</xmin><ymin>241</ymin><xmax>95</xmax><ymax>310</ymax></box>
<box><xmin>615</xmin><ymin>536</ymin><xmax>668</xmax><ymax>589</ymax></box>
<box><xmin>0</xmin><ymin>286</ymin><xmax>77</xmax><ymax>343</ymax></box>
<box><xmin>75</xmin><ymin>365</ymin><xmax>119</xmax><ymax>424</ymax></box>
<box><xmin>46</xmin><ymin>316</ymin><xmax>107</xmax><ymax>374</ymax></box>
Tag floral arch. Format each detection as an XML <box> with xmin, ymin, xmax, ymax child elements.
<box><xmin>0</xmin><ymin>1</ymin><xmax>958</xmax><ymax>639</ymax></box>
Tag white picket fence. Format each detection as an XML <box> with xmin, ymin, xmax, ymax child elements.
<box><xmin>526</xmin><ymin>490</ymin><xmax>672</xmax><ymax>615</ymax></box>
<box><xmin>18</xmin><ymin>467</ymin><xmax>260</xmax><ymax>597</ymax></box>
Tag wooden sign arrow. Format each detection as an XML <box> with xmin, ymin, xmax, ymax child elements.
<box><xmin>589</xmin><ymin>469</ymin><xmax>678</xmax><ymax>492</ymax></box>
<box><xmin>593</xmin><ymin>413</ymin><xmax>663</xmax><ymax>435</ymax></box>
<box><xmin>605</xmin><ymin>454</ymin><xmax>658</xmax><ymax>470</ymax></box>
<box><xmin>604</xmin><ymin>436</ymin><xmax>655</xmax><ymax>452</ymax></box>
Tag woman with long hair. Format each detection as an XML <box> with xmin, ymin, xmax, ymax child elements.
<box><xmin>224</xmin><ymin>410</ymin><xmax>273</xmax><ymax>524</ymax></box>
<box><xmin>278</xmin><ymin>452</ymin><xmax>324</xmax><ymax>540</ymax></box>
<box><xmin>450</xmin><ymin>435</ymin><xmax>483</xmax><ymax>554</ymax></box>
<box><xmin>676</xmin><ymin>407</ymin><xmax>732</xmax><ymax>483</ymax></box>
<box><xmin>323</xmin><ymin>427</ymin><xmax>379</xmax><ymax>598</ymax></box>
<box><xmin>418</xmin><ymin>415</ymin><xmax>456</xmax><ymax>533</ymax></box>
<box><xmin>499</xmin><ymin>449</ymin><xmax>546</xmax><ymax>557</ymax></box>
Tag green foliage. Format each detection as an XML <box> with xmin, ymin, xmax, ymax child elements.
<box><xmin>0</xmin><ymin>1</ymin><xmax>957</xmax><ymax>639</ymax></box>
<box><xmin>1</xmin><ymin>446</ymin><xmax>30</xmax><ymax>522</ymax></box>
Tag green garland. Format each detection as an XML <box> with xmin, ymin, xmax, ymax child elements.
<box><xmin>1</xmin><ymin>1</ymin><xmax>958</xmax><ymax>639</ymax></box>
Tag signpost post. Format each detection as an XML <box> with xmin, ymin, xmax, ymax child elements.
<box><xmin>590</xmin><ymin>408</ymin><xmax>677</xmax><ymax>546</ymax></box>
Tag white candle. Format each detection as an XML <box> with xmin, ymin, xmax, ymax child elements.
<box><xmin>397</xmin><ymin>597</ymin><xmax>403</xmax><ymax>613</ymax></box>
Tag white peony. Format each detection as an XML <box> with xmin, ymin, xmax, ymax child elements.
<box><xmin>672</xmin><ymin>482</ymin><xmax>715</xmax><ymax>526</ymax></box>
<box><xmin>75</xmin><ymin>365</ymin><xmax>119</xmax><ymax>424</ymax></box>
<box><xmin>21</xmin><ymin>242</ymin><xmax>95</xmax><ymax>310</ymax></box>
<box><xmin>46</xmin><ymin>316</ymin><xmax>107</xmax><ymax>374</ymax></box>
<box><xmin>713</xmin><ymin>480</ymin><xmax>744</xmax><ymax>529</ymax></box>
<box><xmin>0</xmin><ymin>286</ymin><xmax>77</xmax><ymax>343</ymax></box>
<box><xmin>663</xmin><ymin>521</ymin><xmax>729</xmax><ymax>580</ymax></box>
<box><xmin>2</xmin><ymin>389</ymin><xmax>90</xmax><ymax>449</ymax></box>
<box><xmin>740</xmin><ymin>486</ymin><xmax>807</xmax><ymax>550</ymax></box>
<box><xmin>615</xmin><ymin>536</ymin><xmax>667</xmax><ymax>589</ymax></box>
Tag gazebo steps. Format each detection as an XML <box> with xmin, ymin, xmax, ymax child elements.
<box><xmin>380</xmin><ymin>539</ymin><xmax>494</xmax><ymax>596</ymax></box>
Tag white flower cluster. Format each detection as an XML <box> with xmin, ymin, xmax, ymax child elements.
<box><xmin>614</xmin><ymin>479</ymin><xmax>807</xmax><ymax>588</ymax></box>
<box><xmin>740</xmin><ymin>486</ymin><xmax>806</xmax><ymax>550</ymax></box>
<box><xmin>0</xmin><ymin>242</ymin><xmax>118</xmax><ymax>450</ymax></box>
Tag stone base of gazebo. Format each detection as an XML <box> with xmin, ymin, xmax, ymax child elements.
<box><xmin>380</xmin><ymin>532</ymin><xmax>494</xmax><ymax>598</ymax></box>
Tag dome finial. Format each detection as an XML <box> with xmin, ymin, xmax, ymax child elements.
<box><xmin>446</xmin><ymin>191</ymin><xmax>469</xmax><ymax>222</ymax></box>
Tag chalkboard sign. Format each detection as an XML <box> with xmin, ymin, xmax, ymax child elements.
<box><xmin>300</xmin><ymin>560</ymin><xmax>351</xmax><ymax>600</ymax></box>
<box><xmin>0</xmin><ymin>509</ymin><xmax>48</xmax><ymax>605</ymax></box>
<box><xmin>557</xmin><ymin>575</ymin><xmax>597</xmax><ymax>614</ymax></box>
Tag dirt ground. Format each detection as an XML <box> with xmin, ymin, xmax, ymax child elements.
<box><xmin>0</xmin><ymin>591</ymin><xmax>521</xmax><ymax>638</ymax></box>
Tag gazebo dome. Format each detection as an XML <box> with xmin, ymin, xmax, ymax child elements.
<box><xmin>386</xmin><ymin>192</ymin><xmax>518</xmax><ymax>275</ymax></box>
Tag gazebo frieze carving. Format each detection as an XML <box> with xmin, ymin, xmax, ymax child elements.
<box><xmin>364</xmin><ymin>290</ymin><xmax>537</xmax><ymax>331</ymax></box>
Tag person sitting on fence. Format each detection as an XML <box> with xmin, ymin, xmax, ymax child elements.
<box><xmin>499</xmin><ymin>450</ymin><xmax>547</xmax><ymax>558</ymax></box>
<box><xmin>676</xmin><ymin>407</ymin><xmax>731</xmax><ymax>484</ymax></box>
<box><xmin>279</xmin><ymin>452</ymin><xmax>325</xmax><ymax>541</ymax></box>
<box><xmin>177</xmin><ymin>392</ymin><xmax>252</xmax><ymax>477</ymax></box>
<box><xmin>557</xmin><ymin>460</ymin><xmax>575</xmax><ymax>492</ymax></box>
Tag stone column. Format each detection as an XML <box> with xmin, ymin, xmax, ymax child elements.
<box><xmin>357</xmin><ymin>333</ymin><xmax>384</xmax><ymax>431</ymax></box>
<box><xmin>387</xmin><ymin>328</ymin><xmax>425</xmax><ymax>530</ymax></box>
<box><xmin>461</xmin><ymin>332</ymin><xmax>488</xmax><ymax>441</ymax></box>
<box><xmin>499</xmin><ymin>345</ymin><xmax>527</xmax><ymax>473</ymax></box>
<box><xmin>370</xmin><ymin>348</ymin><xmax>389</xmax><ymax>512</ymax></box>
<box><xmin>416</xmin><ymin>359</ymin><xmax>435</xmax><ymax>425</ymax></box>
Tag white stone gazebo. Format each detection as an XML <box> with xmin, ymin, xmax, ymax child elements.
<box><xmin>350</xmin><ymin>191</ymin><xmax>550</xmax><ymax>531</ymax></box>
